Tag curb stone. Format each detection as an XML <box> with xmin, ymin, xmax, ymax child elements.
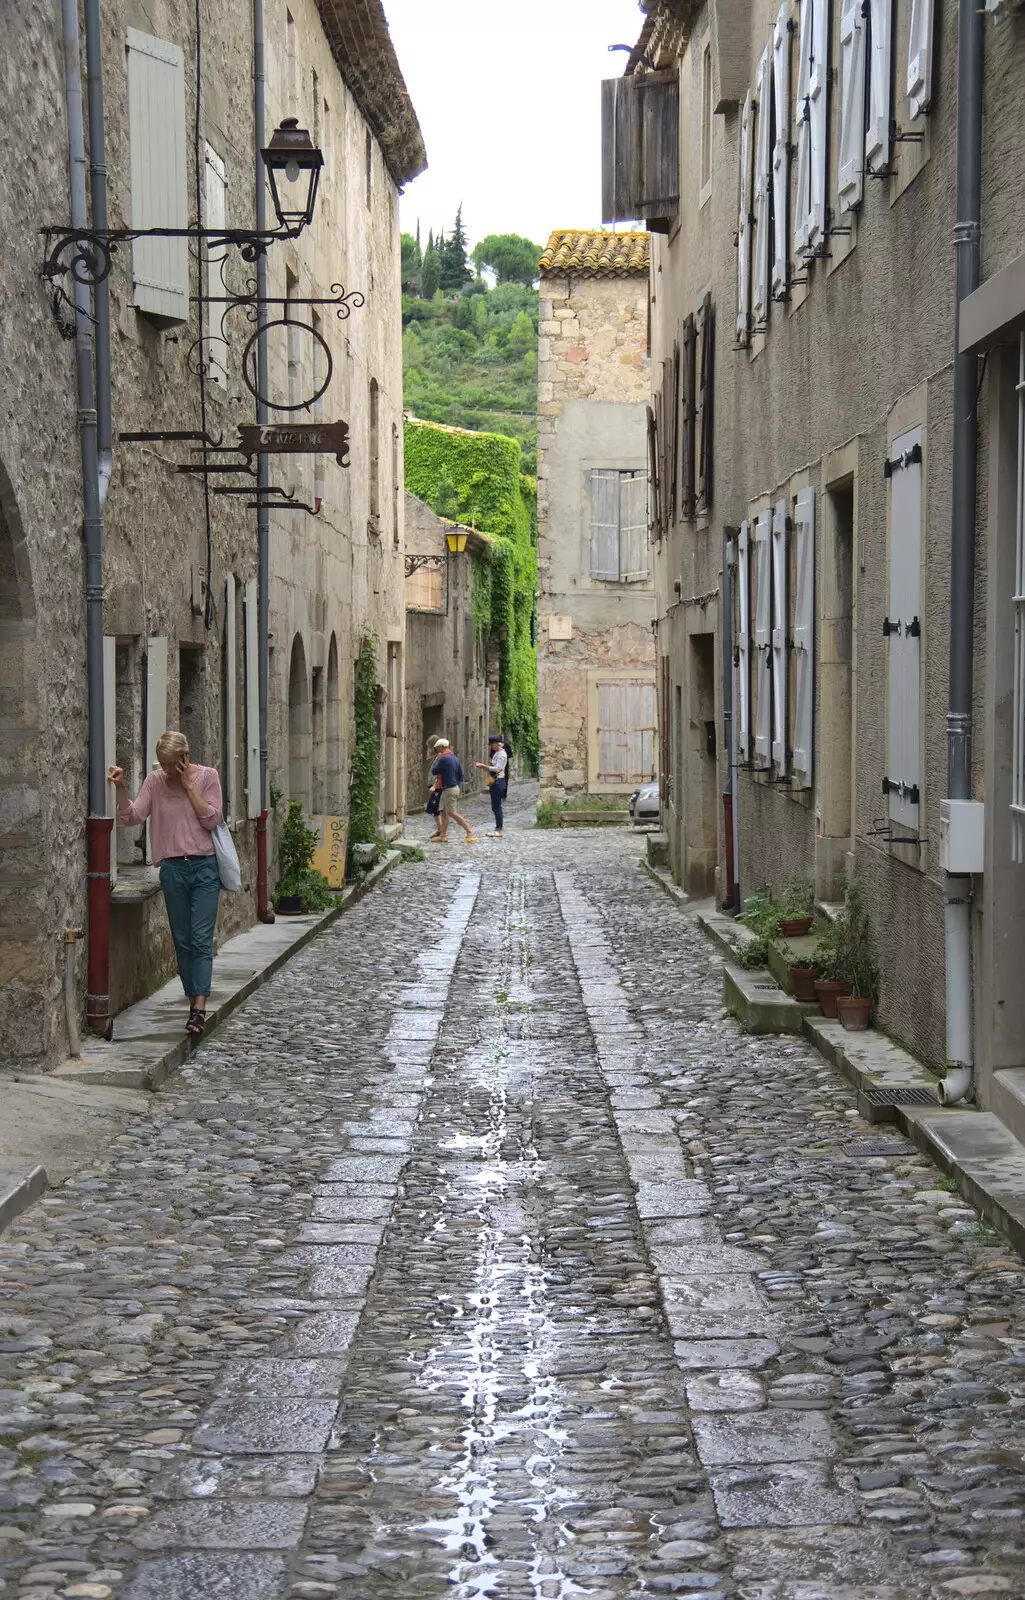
<box><xmin>0</xmin><ymin>1163</ymin><xmax>47</xmax><ymax>1235</ymax></box>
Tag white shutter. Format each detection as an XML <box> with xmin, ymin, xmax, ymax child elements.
<box><xmin>145</xmin><ymin>635</ymin><xmax>168</xmax><ymax>861</ymax></box>
<box><xmin>753</xmin><ymin>48</ymin><xmax>772</xmax><ymax>328</ymax></box>
<box><xmin>838</xmin><ymin>0</ymin><xmax>867</xmax><ymax>215</ymax></box>
<box><xmin>907</xmin><ymin>0</ymin><xmax>934</xmax><ymax>121</ymax></box>
<box><xmin>590</xmin><ymin>470</ymin><xmax>620</xmax><ymax>581</ymax></box>
<box><xmin>793</xmin><ymin>0</ymin><xmax>814</xmax><ymax>256</ymax></box>
<box><xmin>753</xmin><ymin>510</ymin><xmax>773</xmax><ymax>767</ymax></box>
<box><xmin>887</xmin><ymin>430</ymin><xmax>922</xmax><ymax>827</ymax></box>
<box><xmin>620</xmin><ymin>472</ymin><xmax>650</xmax><ymax>582</ymax></box>
<box><xmin>244</xmin><ymin>578</ymin><xmax>261</xmax><ymax>819</ymax></box>
<box><xmin>792</xmin><ymin>487</ymin><xmax>815</xmax><ymax>787</ymax></box>
<box><xmin>103</xmin><ymin>636</ymin><xmax>118</xmax><ymax>886</ymax></box>
<box><xmin>224</xmin><ymin>577</ymin><xmax>238</xmax><ymax>822</ymax></box>
<box><xmin>866</xmin><ymin>0</ymin><xmax>893</xmax><ymax>174</ymax></box>
<box><xmin>737</xmin><ymin>521</ymin><xmax>751</xmax><ymax>760</ymax></box>
<box><xmin>204</xmin><ymin>145</ymin><xmax>228</xmax><ymax>387</ymax></box>
<box><xmin>771</xmin><ymin>500</ymin><xmax>788</xmax><ymax>771</ymax></box>
<box><xmin>807</xmin><ymin>0</ymin><xmax>829</xmax><ymax>252</ymax></box>
<box><xmin>597</xmin><ymin>681</ymin><xmax>628</xmax><ymax>783</ymax></box>
<box><xmin>625</xmin><ymin>680</ymin><xmax>657</xmax><ymax>783</ymax></box>
<box><xmin>736</xmin><ymin>91</ymin><xmax>754</xmax><ymax>347</ymax></box>
<box><xmin>771</xmin><ymin>0</ymin><xmax>791</xmax><ymax>301</ymax></box>
<box><xmin>127</xmin><ymin>30</ymin><xmax>188</xmax><ymax>323</ymax></box>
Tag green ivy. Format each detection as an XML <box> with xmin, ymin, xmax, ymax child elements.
<box><xmin>405</xmin><ymin>420</ymin><xmax>538</xmax><ymax>769</ymax></box>
<box><xmin>348</xmin><ymin>635</ymin><xmax>380</xmax><ymax>851</ymax></box>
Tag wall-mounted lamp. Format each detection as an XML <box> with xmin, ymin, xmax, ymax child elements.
<box><xmin>445</xmin><ymin>531</ymin><xmax>469</xmax><ymax>554</ymax></box>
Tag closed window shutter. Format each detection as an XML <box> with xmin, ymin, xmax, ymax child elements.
<box><xmin>245</xmin><ymin>579</ymin><xmax>261</xmax><ymax>819</ymax></box>
<box><xmin>792</xmin><ymin>487</ymin><xmax>815</xmax><ymax>787</ymax></box>
<box><xmin>906</xmin><ymin>0</ymin><xmax>934</xmax><ymax>120</ymax></box>
<box><xmin>620</xmin><ymin>472</ymin><xmax>649</xmax><ymax>582</ymax></box>
<box><xmin>670</xmin><ymin>341</ymin><xmax>680</xmax><ymax>525</ymax></box>
<box><xmin>602</xmin><ymin>72</ymin><xmax>680</xmax><ymax>229</ymax></box>
<box><xmin>808</xmin><ymin>0</ymin><xmax>829</xmax><ymax>251</ymax></box>
<box><xmin>224</xmin><ymin>576</ymin><xmax>238</xmax><ymax>820</ymax></box>
<box><xmin>597</xmin><ymin>680</ymin><xmax>628</xmax><ymax>782</ymax></box>
<box><xmin>838</xmin><ymin>0</ymin><xmax>867</xmax><ymax>215</ymax></box>
<box><xmin>626</xmin><ymin>680</ymin><xmax>657</xmax><ymax>783</ymax></box>
<box><xmin>737</xmin><ymin>521</ymin><xmax>751</xmax><ymax>760</ymax></box>
<box><xmin>204</xmin><ymin>146</ymin><xmax>228</xmax><ymax>386</ymax></box>
<box><xmin>681</xmin><ymin>315</ymin><xmax>696</xmax><ymax>517</ymax></box>
<box><xmin>590</xmin><ymin>469</ymin><xmax>621</xmax><ymax>580</ymax></box>
<box><xmin>145</xmin><ymin>635</ymin><xmax>168</xmax><ymax>861</ymax></box>
<box><xmin>103</xmin><ymin>636</ymin><xmax>118</xmax><ymax>886</ymax></box>
<box><xmin>771</xmin><ymin>500</ymin><xmax>788</xmax><ymax>771</ymax></box>
<box><xmin>771</xmin><ymin>0</ymin><xmax>791</xmax><ymax>301</ymax></box>
<box><xmin>127</xmin><ymin>29</ymin><xmax>188</xmax><ymax>322</ymax></box>
<box><xmin>866</xmin><ymin>0</ymin><xmax>893</xmax><ymax>174</ymax></box>
<box><xmin>887</xmin><ymin>429</ymin><xmax>923</xmax><ymax>826</ymax></box>
<box><xmin>646</xmin><ymin>405</ymin><xmax>662</xmax><ymax>539</ymax></box>
<box><xmin>793</xmin><ymin>0</ymin><xmax>814</xmax><ymax>256</ymax></box>
<box><xmin>753</xmin><ymin>47</ymin><xmax>772</xmax><ymax>328</ymax></box>
<box><xmin>698</xmin><ymin>294</ymin><xmax>715</xmax><ymax>507</ymax></box>
<box><xmin>753</xmin><ymin>510</ymin><xmax>773</xmax><ymax>766</ymax></box>
<box><xmin>736</xmin><ymin>90</ymin><xmax>754</xmax><ymax>347</ymax></box>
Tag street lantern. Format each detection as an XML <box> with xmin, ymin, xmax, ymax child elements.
<box><xmin>261</xmin><ymin>119</ymin><xmax>324</xmax><ymax>235</ymax></box>
<box><xmin>445</xmin><ymin>530</ymin><xmax>469</xmax><ymax>554</ymax></box>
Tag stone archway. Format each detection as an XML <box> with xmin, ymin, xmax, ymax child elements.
<box><xmin>288</xmin><ymin>633</ymin><xmax>311</xmax><ymax>811</ymax></box>
<box><xmin>0</xmin><ymin>463</ymin><xmax>45</xmax><ymax>1064</ymax></box>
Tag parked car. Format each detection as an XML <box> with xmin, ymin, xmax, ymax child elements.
<box><xmin>629</xmin><ymin>781</ymin><xmax>660</xmax><ymax>824</ymax></box>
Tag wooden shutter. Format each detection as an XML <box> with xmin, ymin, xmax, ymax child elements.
<box><xmin>103</xmin><ymin>636</ymin><xmax>118</xmax><ymax>885</ymax></box>
<box><xmin>646</xmin><ymin>404</ymin><xmax>662</xmax><ymax>540</ymax></box>
<box><xmin>627</xmin><ymin>679</ymin><xmax>657</xmax><ymax>783</ymax></box>
<box><xmin>699</xmin><ymin>295</ymin><xmax>715</xmax><ymax>508</ymax></box>
<box><xmin>794</xmin><ymin>0</ymin><xmax>814</xmax><ymax>257</ymax></box>
<box><xmin>620</xmin><ymin>472</ymin><xmax>649</xmax><ymax>582</ymax></box>
<box><xmin>597</xmin><ymin>680</ymin><xmax>628</xmax><ymax>782</ymax></box>
<box><xmin>886</xmin><ymin>430</ymin><xmax>923</xmax><ymax>826</ymax></box>
<box><xmin>838</xmin><ymin>0</ymin><xmax>867</xmax><ymax>215</ymax></box>
<box><xmin>753</xmin><ymin>47</ymin><xmax>772</xmax><ymax>328</ymax></box>
<box><xmin>906</xmin><ymin>0</ymin><xmax>934</xmax><ymax>120</ymax></box>
<box><xmin>145</xmin><ymin>635</ymin><xmax>168</xmax><ymax>860</ymax></box>
<box><xmin>737</xmin><ymin>521</ymin><xmax>751</xmax><ymax>761</ymax></box>
<box><xmin>771</xmin><ymin>0</ymin><xmax>791</xmax><ymax>301</ymax></box>
<box><xmin>866</xmin><ymin>0</ymin><xmax>893</xmax><ymax>175</ymax></box>
<box><xmin>224</xmin><ymin>576</ymin><xmax>238</xmax><ymax>821</ymax></box>
<box><xmin>589</xmin><ymin>470</ymin><xmax>621</xmax><ymax>581</ymax></box>
<box><xmin>771</xmin><ymin>500</ymin><xmax>788</xmax><ymax>771</ymax></box>
<box><xmin>127</xmin><ymin>29</ymin><xmax>188</xmax><ymax>322</ymax></box>
<box><xmin>736</xmin><ymin>90</ymin><xmax>754</xmax><ymax>346</ymax></box>
<box><xmin>601</xmin><ymin>72</ymin><xmax>680</xmax><ymax>230</ymax></box>
<box><xmin>808</xmin><ymin>0</ymin><xmax>829</xmax><ymax>252</ymax></box>
<box><xmin>681</xmin><ymin>314</ymin><xmax>696</xmax><ymax>518</ymax></box>
<box><xmin>245</xmin><ymin>578</ymin><xmax>261</xmax><ymax>819</ymax></box>
<box><xmin>792</xmin><ymin>487</ymin><xmax>815</xmax><ymax>787</ymax></box>
<box><xmin>752</xmin><ymin>510</ymin><xmax>773</xmax><ymax>767</ymax></box>
<box><xmin>204</xmin><ymin>146</ymin><xmax>228</xmax><ymax>386</ymax></box>
<box><xmin>669</xmin><ymin>341</ymin><xmax>680</xmax><ymax>526</ymax></box>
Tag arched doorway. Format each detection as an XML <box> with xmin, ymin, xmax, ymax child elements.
<box><xmin>288</xmin><ymin>634</ymin><xmax>311</xmax><ymax>811</ymax></box>
<box><xmin>326</xmin><ymin>634</ymin><xmax>340</xmax><ymax>810</ymax></box>
<box><xmin>0</xmin><ymin>466</ymin><xmax>45</xmax><ymax>1063</ymax></box>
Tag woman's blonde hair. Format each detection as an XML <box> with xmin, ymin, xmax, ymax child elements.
<box><xmin>155</xmin><ymin>730</ymin><xmax>189</xmax><ymax>768</ymax></box>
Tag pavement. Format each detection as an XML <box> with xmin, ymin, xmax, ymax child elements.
<box><xmin>1</xmin><ymin>785</ymin><xmax>1024</xmax><ymax>1599</ymax></box>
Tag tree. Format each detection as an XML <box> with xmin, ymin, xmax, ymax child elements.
<box><xmin>439</xmin><ymin>204</ymin><xmax>472</xmax><ymax>291</ymax></box>
<box><xmin>508</xmin><ymin>310</ymin><xmax>535</xmax><ymax>356</ymax></box>
<box><xmin>420</xmin><ymin>242</ymin><xmax>441</xmax><ymax>300</ymax></box>
<box><xmin>471</xmin><ymin>233</ymin><xmax>543</xmax><ymax>286</ymax></box>
<box><xmin>400</xmin><ymin>232</ymin><xmax>422</xmax><ymax>294</ymax></box>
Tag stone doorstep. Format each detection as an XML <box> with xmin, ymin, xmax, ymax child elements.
<box><xmin>640</xmin><ymin>858</ymin><xmax>691</xmax><ymax>911</ymax></box>
<box><xmin>803</xmin><ymin>1014</ymin><xmax>940</xmax><ymax>1126</ymax></box>
<box><xmin>723</xmin><ymin>964</ymin><xmax>817</xmax><ymax>1037</ymax></box>
<box><xmin>695</xmin><ymin>905</ymin><xmax>755</xmax><ymax>960</ymax></box>
<box><xmin>0</xmin><ymin>1163</ymin><xmax>47</xmax><ymax>1234</ymax></box>
<box><xmin>903</xmin><ymin>1107</ymin><xmax>1025</xmax><ymax>1261</ymax></box>
<box><xmin>47</xmin><ymin>851</ymin><xmax>401</xmax><ymax>1095</ymax></box>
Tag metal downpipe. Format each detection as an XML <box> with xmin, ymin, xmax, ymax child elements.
<box><xmin>940</xmin><ymin>0</ymin><xmax>985</xmax><ymax>1104</ymax></box>
<box><xmin>254</xmin><ymin>0</ymin><xmax>274</xmax><ymax>922</ymax></box>
<box><xmin>722</xmin><ymin>528</ymin><xmax>737</xmax><ymax>910</ymax></box>
<box><xmin>83</xmin><ymin>0</ymin><xmax>112</xmax><ymax>504</ymax></box>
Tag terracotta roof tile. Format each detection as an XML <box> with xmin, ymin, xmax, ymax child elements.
<box><xmin>539</xmin><ymin>230</ymin><xmax>650</xmax><ymax>277</ymax></box>
<box><xmin>316</xmin><ymin>0</ymin><xmax>426</xmax><ymax>187</ymax></box>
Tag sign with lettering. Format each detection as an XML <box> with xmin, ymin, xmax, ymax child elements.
<box><xmin>238</xmin><ymin>421</ymin><xmax>350</xmax><ymax>467</ymax></box>
<box><xmin>309</xmin><ymin>814</ymin><xmax>348</xmax><ymax>888</ymax></box>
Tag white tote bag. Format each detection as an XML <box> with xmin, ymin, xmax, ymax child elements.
<box><xmin>212</xmin><ymin>823</ymin><xmax>242</xmax><ymax>892</ymax></box>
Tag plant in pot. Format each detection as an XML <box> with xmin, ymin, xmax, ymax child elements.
<box><xmin>787</xmin><ymin>954</ymin><xmax>822</xmax><ymax>1003</ymax></box>
<box><xmin>777</xmin><ymin>874</ymin><xmax>817</xmax><ymax>937</ymax></box>
<box><xmin>834</xmin><ymin>878</ymin><xmax>878</xmax><ymax>1030</ymax></box>
<box><xmin>275</xmin><ymin>801</ymin><xmax>334</xmax><ymax>914</ymax></box>
<box><xmin>812</xmin><ymin>905</ymin><xmax>852</xmax><ymax>1019</ymax></box>
<box><xmin>735</xmin><ymin>888</ymin><xmax>780</xmax><ymax>968</ymax></box>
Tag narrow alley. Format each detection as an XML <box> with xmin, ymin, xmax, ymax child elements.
<box><xmin>2</xmin><ymin>799</ymin><xmax>1024</xmax><ymax>1600</ymax></box>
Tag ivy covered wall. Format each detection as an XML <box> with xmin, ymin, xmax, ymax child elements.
<box><xmin>405</xmin><ymin>419</ymin><xmax>538</xmax><ymax>769</ymax></box>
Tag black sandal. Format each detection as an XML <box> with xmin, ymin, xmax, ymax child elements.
<box><xmin>186</xmin><ymin>1007</ymin><xmax>206</xmax><ymax>1037</ymax></box>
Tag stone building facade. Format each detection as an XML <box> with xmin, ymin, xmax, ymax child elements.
<box><xmin>0</xmin><ymin>0</ymin><xmax>422</xmax><ymax>1070</ymax></box>
<box><xmin>403</xmin><ymin>494</ymin><xmax>492</xmax><ymax>816</ymax></box>
<box><xmin>609</xmin><ymin>0</ymin><xmax>1025</xmax><ymax>1122</ymax></box>
<box><xmin>536</xmin><ymin>232</ymin><xmax>657</xmax><ymax>803</ymax></box>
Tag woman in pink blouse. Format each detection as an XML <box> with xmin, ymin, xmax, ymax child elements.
<box><xmin>108</xmin><ymin>730</ymin><xmax>223</xmax><ymax>1038</ymax></box>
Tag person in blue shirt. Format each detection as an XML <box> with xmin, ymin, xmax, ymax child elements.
<box><xmin>428</xmin><ymin>738</ymin><xmax>477</xmax><ymax>844</ymax></box>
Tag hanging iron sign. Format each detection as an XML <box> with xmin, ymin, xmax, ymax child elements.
<box><xmin>237</xmin><ymin>421</ymin><xmax>350</xmax><ymax>467</ymax></box>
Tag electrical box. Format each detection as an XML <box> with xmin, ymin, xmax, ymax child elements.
<box><xmin>940</xmin><ymin>799</ymin><xmax>985</xmax><ymax>874</ymax></box>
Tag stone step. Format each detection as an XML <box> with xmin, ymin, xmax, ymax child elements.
<box><xmin>0</xmin><ymin>1164</ymin><xmax>47</xmax><ymax>1234</ymax></box>
<box><xmin>696</xmin><ymin>908</ymin><xmax>755</xmax><ymax>961</ymax></box>
<box><xmin>991</xmin><ymin>1069</ymin><xmax>1025</xmax><ymax>1148</ymax></box>
<box><xmin>723</xmin><ymin>963</ymin><xmax>817</xmax><ymax>1035</ymax></box>
<box><xmin>803</xmin><ymin>1014</ymin><xmax>938</xmax><ymax>1123</ymax></box>
<box><xmin>904</xmin><ymin>1107</ymin><xmax>1025</xmax><ymax>1259</ymax></box>
<box><xmin>645</xmin><ymin>830</ymin><xmax>669</xmax><ymax>868</ymax></box>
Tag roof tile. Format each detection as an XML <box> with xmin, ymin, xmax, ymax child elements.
<box><xmin>539</xmin><ymin>230</ymin><xmax>650</xmax><ymax>277</ymax></box>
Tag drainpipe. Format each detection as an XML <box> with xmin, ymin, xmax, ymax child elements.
<box><xmin>721</xmin><ymin>528</ymin><xmax>737</xmax><ymax>910</ymax></box>
<box><xmin>62</xmin><ymin>0</ymin><xmax>112</xmax><ymax>1039</ymax></box>
<box><xmin>83</xmin><ymin>0</ymin><xmax>112</xmax><ymax>506</ymax></box>
<box><xmin>254</xmin><ymin>0</ymin><xmax>274</xmax><ymax>922</ymax></box>
<box><xmin>939</xmin><ymin>0</ymin><xmax>985</xmax><ymax>1105</ymax></box>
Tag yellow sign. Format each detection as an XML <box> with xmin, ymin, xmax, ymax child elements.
<box><xmin>310</xmin><ymin>815</ymin><xmax>348</xmax><ymax>888</ymax></box>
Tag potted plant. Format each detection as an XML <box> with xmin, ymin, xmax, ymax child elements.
<box><xmin>787</xmin><ymin>954</ymin><xmax>822</xmax><ymax>1003</ymax></box>
<box><xmin>812</xmin><ymin>904</ymin><xmax>852</xmax><ymax>1018</ymax></box>
<box><xmin>735</xmin><ymin>887</ymin><xmax>780</xmax><ymax>969</ymax></box>
<box><xmin>275</xmin><ymin>801</ymin><xmax>334</xmax><ymax>914</ymax></box>
<box><xmin>777</xmin><ymin>874</ymin><xmax>817</xmax><ymax>938</ymax></box>
<box><xmin>835</xmin><ymin>879</ymin><xmax>878</xmax><ymax>1029</ymax></box>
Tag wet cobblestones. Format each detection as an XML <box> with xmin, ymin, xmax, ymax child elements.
<box><xmin>2</xmin><ymin>796</ymin><xmax>1025</xmax><ymax>1599</ymax></box>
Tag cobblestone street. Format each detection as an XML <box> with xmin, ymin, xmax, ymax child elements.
<box><xmin>3</xmin><ymin>793</ymin><xmax>1025</xmax><ymax>1600</ymax></box>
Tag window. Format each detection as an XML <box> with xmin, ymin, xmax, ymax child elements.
<box><xmin>204</xmin><ymin>145</ymin><xmax>228</xmax><ymax>387</ymax></box>
<box><xmin>126</xmin><ymin>29</ymin><xmax>187</xmax><ymax>322</ymax></box>
<box><xmin>885</xmin><ymin>428</ymin><xmax>923</xmax><ymax>828</ymax></box>
<box><xmin>770</xmin><ymin>499</ymin><xmax>788</xmax><ymax>771</ymax></box>
<box><xmin>369</xmin><ymin>377</ymin><xmax>380</xmax><ymax>526</ymax></box>
<box><xmin>601</xmin><ymin>70</ymin><xmax>680</xmax><ymax>232</ymax></box>
<box><xmin>793</xmin><ymin>0</ymin><xmax>829</xmax><ymax>261</ymax></box>
<box><xmin>792</xmin><ymin>487</ymin><xmax>815</xmax><ymax>787</ymax></box>
<box><xmin>752</xmin><ymin>46</ymin><xmax>772</xmax><ymax>329</ymax></box>
<box><xmin>771</xmin><ymin>1</ymin><xmax>791</xmax><ymax>301</ymax></box>
<box><xmin>681</xmin><ymin>314</ymin><xmax>696</xmax><ymax>518</ymax></box>
<box><xmin>179</xmin><ymin>645</ymin><xmax>205</xmax><ymax>762</ymax></box>
<box><xmin>588</xmin><ymin>469</ymin><xmax>649</xmax><ymax>583</ymax></box>
<box><xmin>866</xmin><ymin>0</ymin><xmax>892</xmax><ymax>176</ymax></box>
<box><xmin>405</xmin><ymin>561</ymin><xmax>444</xmax><ymax>612</ymax></box>
<box><xmin>700</xmin><ymin>42</ymin><xmax>713</xmax><ymax>200</ymax></box>
<box><xmin>751</xmin><ymin>510</ymin><xmax>772</xmax><ymax>767</ymax></box>
<box><xmin>907</xmin><ymin>0</ymin><xmax>935</xmax><ymax>120</ymax></box>
<box><xmin>736</xmin><ymin>89</ymin><xmax>754</xmax><ymax>347</ymax></box>
<box><xmin>736</xmin><ymin>522</ymin><xmax>751</xmax><ymax>761</ymax></box>
<box><xmin>837</xmin><ymin>0</ymin><xmax>867</xmax><ymax>216</ymax></box>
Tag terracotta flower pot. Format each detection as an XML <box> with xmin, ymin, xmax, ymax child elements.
<box><xmin>779</xmin><ymin>916</ymin><xmax>814</xmax><ymax>937</ymax></box>
<box><xmin>814</xmin><ymin>978</ymin><xmax>853</xmax><ymax>1019</ymax></box>
<box><xmin>837</xmin><ymin>994</ymin><xmax>873</xmax><ymax>1031</ymax></box>
<box><xmin>789</xmin><ymin>964</ymin><xmax>821</xmax><ymax>1002</ymax></box>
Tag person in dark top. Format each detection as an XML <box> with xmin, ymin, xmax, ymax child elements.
<box><xmin>476</xmin><ymin>733</ymin><xmax>508</xmax><ymax>837</ymax></box>
<box><xmin>428</xmin><ymin>737</ymin><xmax>477</xmax><ymax>844</ymax></box>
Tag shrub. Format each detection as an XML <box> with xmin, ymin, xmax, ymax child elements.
<box><xmin>276</xmin><ymin>802</ymin><xmax>333</xmax><ymax>911</ymax></box>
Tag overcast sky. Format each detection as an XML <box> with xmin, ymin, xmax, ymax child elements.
<box><xmin>383</xmin><ymin>0</ymin><xmax>645</xmax><ymax>253</ymax></box>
